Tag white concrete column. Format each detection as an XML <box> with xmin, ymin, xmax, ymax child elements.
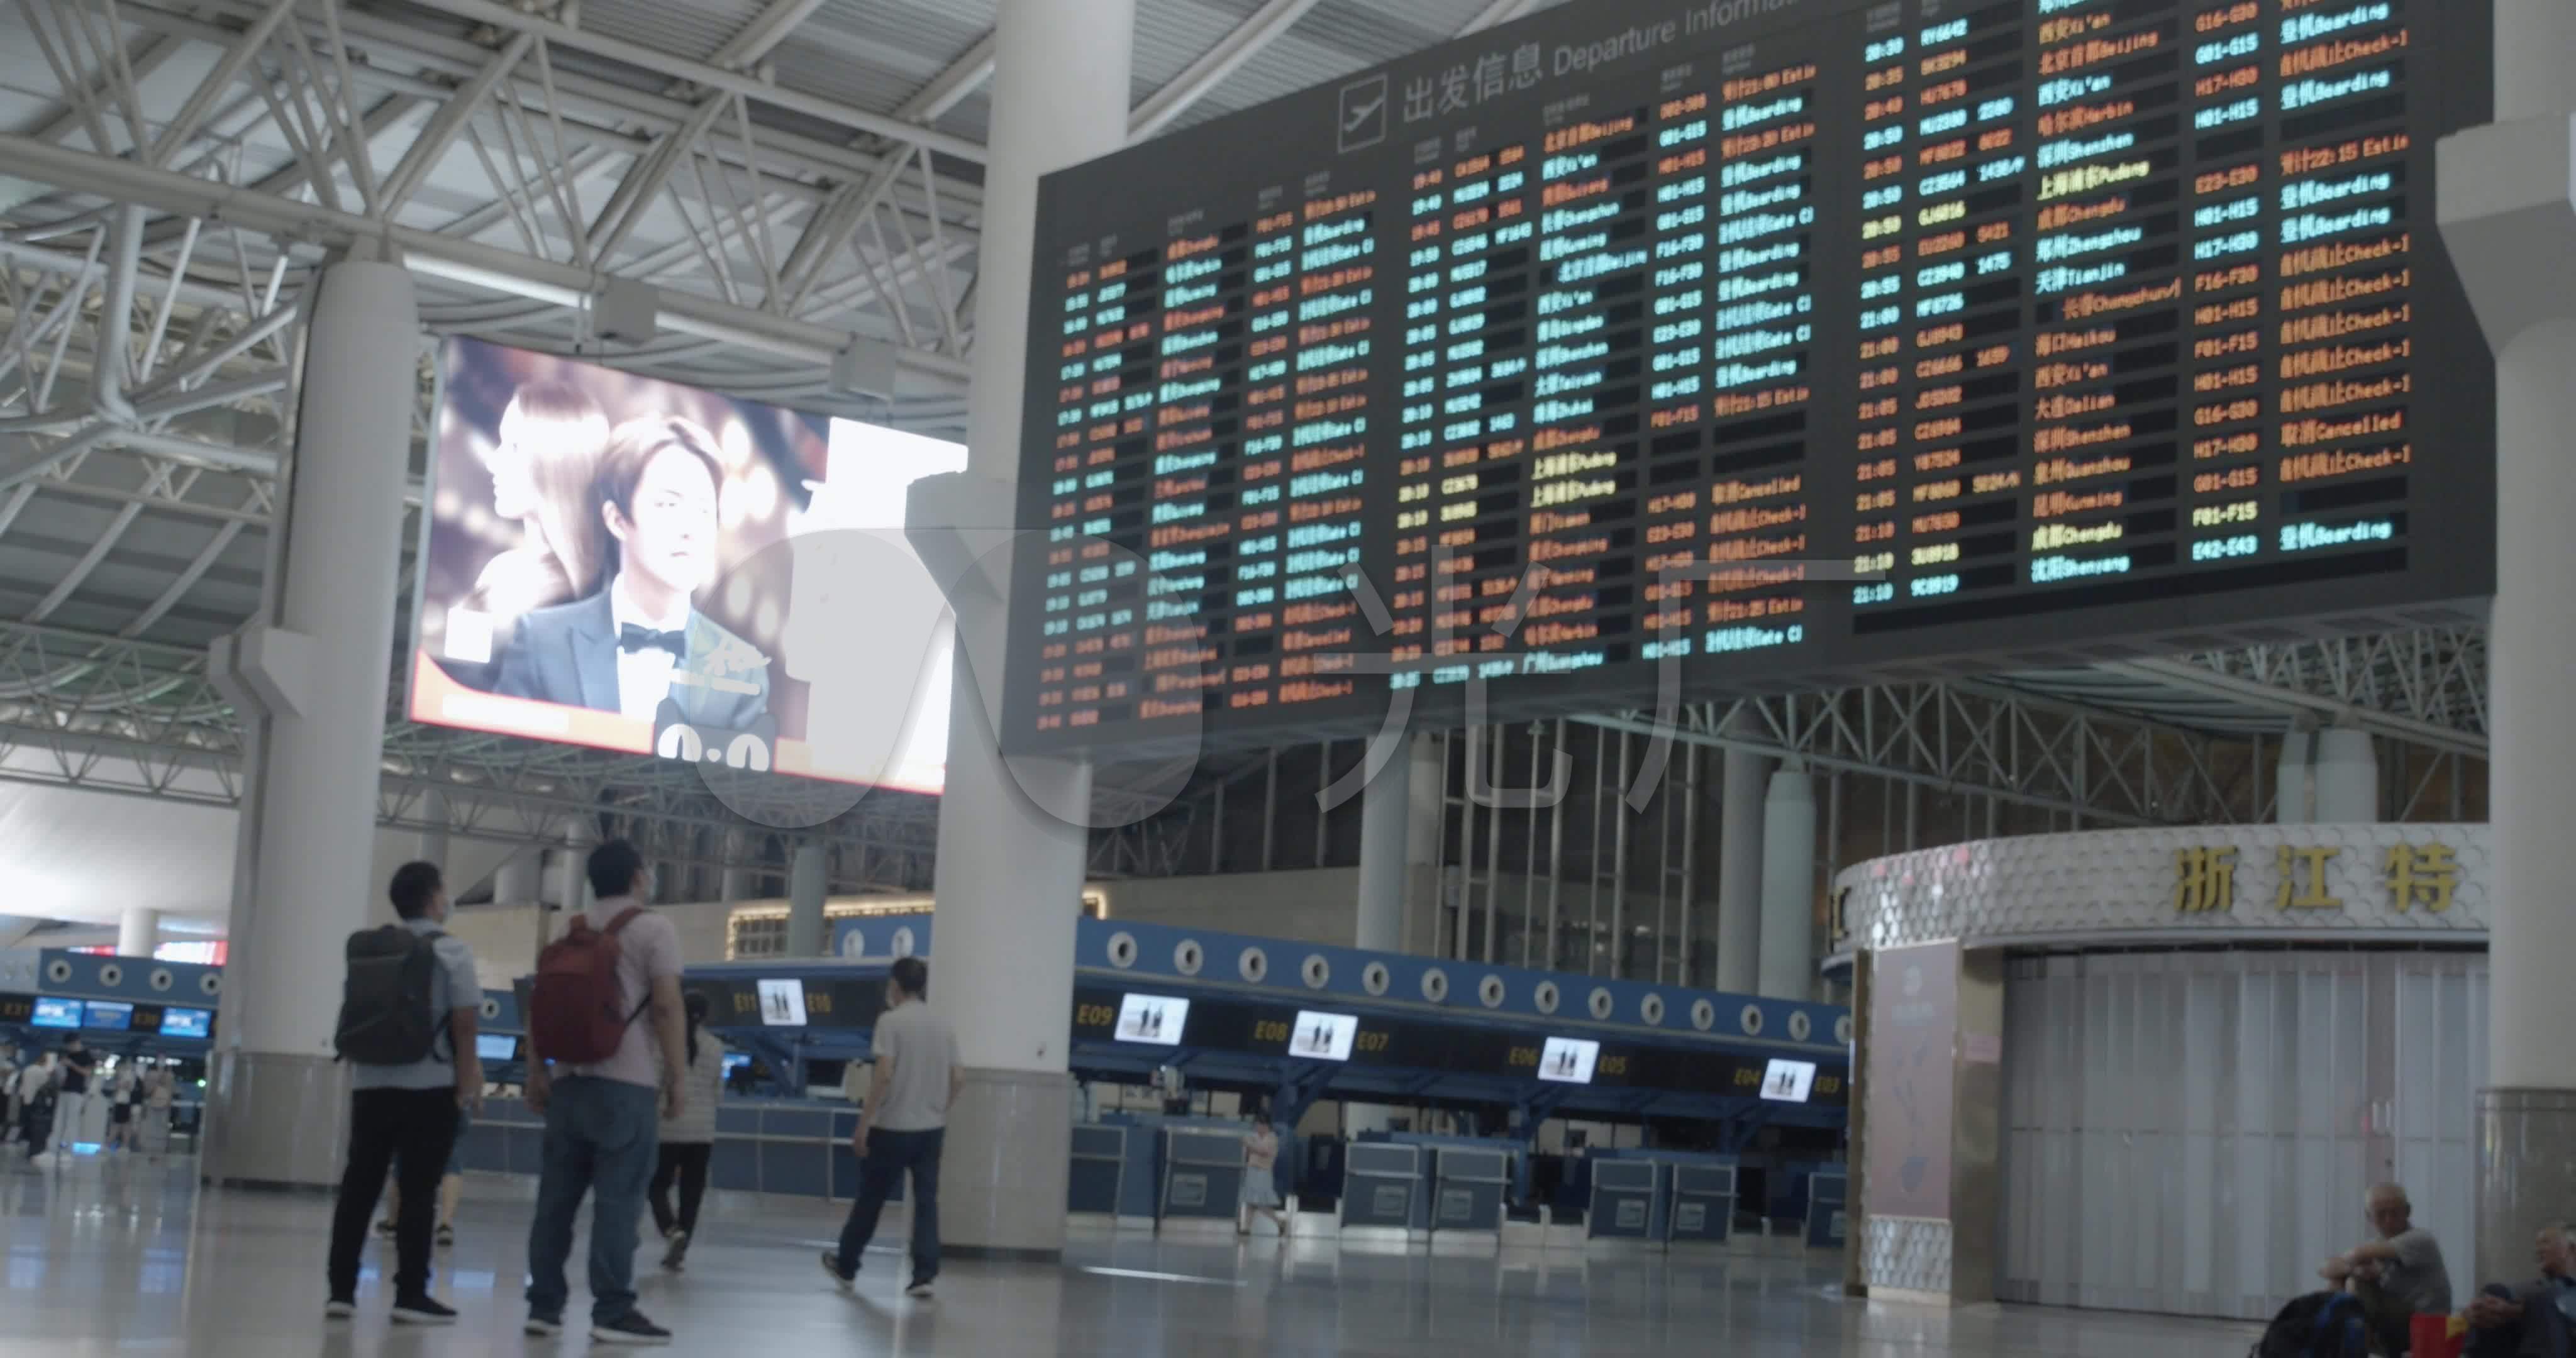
<box><xmin>1404</xmin><ymin>731</ymin><xmax>1445</xmax><ymax>954</ymax></box>
<box><xmin>928</xmin><ymin>0</ymin><xmax>1132</xmax><ymax>1259</ymax></box>
<box><xmin>1714</xmin><ymin>714</ymin><xmax>1772</xmax><ymax>994</ymax></box>
<box><xmin>492</xmin><ymin>850</ymin><xmax>541</xmax><ymax>907</ymax></box>
<box><xmin>116</xmin><ymin>907</ymin><xmax>160</xmax><ymax>959</ymax></box>
<box><xmin>2273</xmin><ymin>728</ymin><xmax>2314</xmax><ymax>823</ymax></box>
<box><xmin>1355</xmin><ymin>734</ymin><xmax>1418</xmax><ymax>955</ymax></box>
<box><xmin>416</xmin><ymin>790</ymin><xmax>450</xmax><ymax>874</ymax></box>
<box><xmin>204</xmin><ymin>260</ymin><xmax>416</xmax><ymax>1190</ymax></box>
<box><xmin>2309</xmin><ymin>727</ymin><xmax>2379</xmax><ymax>823</ymax></box>
<box><xmin>787</xmin><ymin>839</ymin><xmax>829</xmax><ymax>956</ymax></box>
<box><xmin>720</xmin><ymin>829</ymin><xmax>753</xmax><ymax>905</ymax></box>
<box><xmin>554</xmin><ymin>819</ymin><xmax>593</xmax><ymax>915</ymax></box>
<box><xmin>2448</xmin><ymin>0</ymin><xmax>2576</xmax><ymax>1284</ymax></box>
<box><xmin>1757</xmin><ymin>767</ymin><xmax>1816</xmax><ymax>1000</ymax></box>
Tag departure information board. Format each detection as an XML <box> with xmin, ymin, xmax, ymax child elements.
<box><xmin>1009</xmin><ymin>0</ymin><xmax>2491</xmax><ymax>756</ymax></box>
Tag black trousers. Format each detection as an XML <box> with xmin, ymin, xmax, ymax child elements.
<box><xmin>649</xmin><ymin>1141</ymin><xmax>712</xmax><ymax>1237</ymax></box>
<box><xmin>19</xmin><ymin>1101</ymin><xmax>50</xmax><ymax>1156</ymax></box>
<box><xmin>326</xmin><ymin>1087</ymin><xmax>462</xmax><ymax>1303</ymax></box>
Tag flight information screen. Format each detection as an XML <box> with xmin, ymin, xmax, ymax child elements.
<box><xmin>1008</xmin><ymin>0</ymin><xmax>2490</xmax><ymax>756</ymax></box>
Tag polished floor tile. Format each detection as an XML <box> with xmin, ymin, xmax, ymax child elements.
<box><xmin>0</xmin><ymin>1150</ymin><xmax>2262</xmax><ymax>1356</ymax></box>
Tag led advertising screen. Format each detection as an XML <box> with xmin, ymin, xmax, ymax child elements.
<box><xmin>1288</xmin><ymin>1010</ymin><xmax>1359</xmax><ymax>1061</ymax></box>
<box><xmin>413</xmin><ymin>338</ymin><xmax>962</xmax><ymax>794</ymax></box>
<box><xmin>82</xmin><ymin>1001</ymin><xmax>133</xmax><ymax>1032</ymax></box>
<box><xmin>1760</xmin><ymin>1058</ymin><xmax>1818</xmax><ymax>1104</ymax></box>
<box><xmin>158</xmin><ymin>1008</ymin><xmax>213</xmax><ymax>1040</ymax></box>
<box><xmin>756</xmin><ymin>979</ymin><xmax>809</xmax><ymax>1027</ymax></box>
<box><xmin>1537</xmin><ymin>1036</ymin><xmax>1602</xmax><ymax>1085</ymax></box>
<box><xmin>475</xmin><ymin>1034</ymin><xmax>520</xmax><ymax>1063</ymax></box>
<box><xmin>1006</xmin><ymin>0</ymin><xmax>2493</xmax><ymax>758</ymax></box>
<box><xmin>1114</xmin><ymin>993</ymin><xmax>1190</xmax><ymax>1046</ymax></box>
<box><xmin>30</xmin><ymin>998</ymin><xmax>80</xmax><ymax>1029</ymax></box>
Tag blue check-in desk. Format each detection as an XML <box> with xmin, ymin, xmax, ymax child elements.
<box><xmin>1341</xmin><ymin>1141</ymin><xmax>1426</xmax><ymax>1234</ymax></box>
<box><xmin>1158</xmin><ymin>1127</ymin><xmax>1246</xmax><ymax>1227</ymax></box>
<box><xmin>1585</xmin><ymin>1158</ymin><xmax>1666</xmax><ymax>1243</ymax></box>
<box><xmin>1807</xmin><ymin>1169</ymin><xmax>1848</xmax><ymax>1249</ymax></box>
<box><xmin>1430</xmin><ymin>1146</ymin><xmax>1511</xmax><ymax>1235</ymax></box>
<box><xmin>1067</xmin><ymin>1122</ymin><xmax>1130</xmax><ymax>1218</ymax></box>
<box><xmin>1667</xmin><ymin>1161</ymin><xmax>1736</xmax><ymax>1245</ymax></box>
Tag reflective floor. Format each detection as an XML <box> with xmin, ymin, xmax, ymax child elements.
<box><xmin>1</xmin><ymin>1149</ymin><xmax>2263</xmax><ymax>1356</ymax></box>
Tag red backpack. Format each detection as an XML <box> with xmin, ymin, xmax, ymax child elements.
<box><xmin>528</xmin><ymin>907</ymin><xmax>647</xmax><ymax>1064</ymax></box>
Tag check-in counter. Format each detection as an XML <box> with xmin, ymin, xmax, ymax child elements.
<box><xmin>1806</xmin><ymin>1169</ymin><xmax>1847</xmax><ymax>1249</ymax></box>
<box><xmin>1667</xmin><ymin>1162</ymin><xmax>1736</xmax><ymax>1245</ymax></box>
<box><xmin>1585</xmin><ymin>1159</ymin><xmax>1665</xmax><ymax>1242</ymax></box>
<box><xmin>1067</xmin><ymin>1122</ymin><xmax>1128</xmax><ymax>1217</ymax></box>
<box><xmin>1158</xmin><ymin>1127</ymin><xmax>1246</xmax><ymax>1226</ymax></box>
<box><xmin>462</xmin><ymin>1098</ymin><xmax>896</xmax><ymax>1204</ymax></box>
<box><xmin>1430</xmin><ymin>1147</ymin><xmax>1511</xmax><ymax>1235</ymax></box>
<box><xmin>1341</xmin><ymin>1141</ymin><xmax>1425</xmax><ymax>1233</ymax></box>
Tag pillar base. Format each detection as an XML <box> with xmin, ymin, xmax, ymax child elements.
<box><xmin>2477</xmin><ymin>1088</ymin><xmax>2576</xmax><ymax>1284</ymax></box>
<box><xmin>940</xmin><ymin>1066</ymin><xmax>1073</xmax><ymax>1259</ymax></box>
<box><xmin>201</xmin><ymin>1050</ymin><xmax>350</xmax><ymax>1191</ymax></box>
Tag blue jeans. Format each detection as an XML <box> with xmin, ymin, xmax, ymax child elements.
<box><xmin>835</xmin><ymin>1127</ymin><xmax>943</xmax><ymax>1283</ymax></box>
<box><xmin>524</xmin><ymin>1077</ymin><xmax>660</xmax><ymax>1323</ymax></box>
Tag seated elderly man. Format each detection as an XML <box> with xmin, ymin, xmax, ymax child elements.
<box><xmin>2321</xmin><ymin>1183</ymin><xmax>2455</xmax><ymax>1356</ymax></box>
<box><xmin>2467</xmin><ymin>1222</ymin><xmax>2576</xmax><ymax>1358</ymax></box>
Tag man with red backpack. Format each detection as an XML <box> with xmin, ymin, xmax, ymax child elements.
<box><xmin>521</xmin><ymin>838</ymin><xmax>689</xmax><ymax>1346</ymax></box>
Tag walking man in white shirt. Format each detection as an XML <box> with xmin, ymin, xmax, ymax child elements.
<box><xmin>821</xmin><ymin>956</ymin><xmax>958</xmax><ymax>1300</ymax></box>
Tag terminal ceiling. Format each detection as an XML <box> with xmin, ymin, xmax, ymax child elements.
<box><xmin>0</xmin><ymin>0</ymin><xmax>2492</xmax><ymax>916</ymax></box>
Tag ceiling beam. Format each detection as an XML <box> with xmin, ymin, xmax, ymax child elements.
<box><xmin>707</xmin><ymin>0</ymin><xmax>833</xmax><ymax>70</ymax></box>
<box><xmin>0</xmin><ymin>131</ymin><xmax>973</xmax><ymax>384</ymax></box>
<box><xmin>116</xmin><ymin>0</ymin><xmax>987</xmax><ymax>215</ymax></box>
<box><xmin>390</xmin><ymin>0</ymin><xmax>987</xmax><ymax>163</ymax></box>
<box><xmin>1131</xmin><ymin>0</ymin><xmax>1326</xmax><ymax>138</ymax></box>
<box><xmin>2105</xmin><ymin>658</ymin><xmax>2488</xmax><ymax>759</ymax></box>
<box><xmin>1460</xmin><ymin>0</ymin><xmax>1544</xmax><ymax>33</ymax></box>
<box><xmin>896</xmin><ymin>30</ymin><xmax>997</xmax><ymax>124</ymax></box>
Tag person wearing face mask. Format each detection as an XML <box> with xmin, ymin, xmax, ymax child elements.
<box><xmin>492</xmin><ymin>416</ymin><xmax>769</xmax><ymax>733</ymax></box>
<box><xmin>465</xmin><ymin>382</ymin><xmax>612</xmax><ymax>623</ymax></box>
<box><xmin>324</xmin><ymin>863</ymin><xmax>485</xmax><ymax>1328</ymax></box>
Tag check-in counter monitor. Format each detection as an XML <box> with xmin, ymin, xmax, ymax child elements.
<box><xmin>1341</xmin><ymin>1142</ymin><xmax>1424</xmax><ymax>1230</ymax></box>
<box><xmin>1159</xmin><ymin>1128</ymin><xmax>1246</xmax><ymax>1223</ymax></box>
<box><xmin>1667</xmin><ymin>1162</ymin><xmax>1736</xmax><ymax>1244</ymax></box>
<box><xmin>1587</xmin><ymin>1159</ymin><xmax>1665</xmax><ymax>1241</ymax></box>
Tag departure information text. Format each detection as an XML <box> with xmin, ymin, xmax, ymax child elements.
<box><xmin>1009</xmin><ymin>0</ymin><xmax>2490</xmax><ymax>754</ymax></box>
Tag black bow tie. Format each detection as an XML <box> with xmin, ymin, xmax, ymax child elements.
<box><xmin>619</xmin><ymin>623</ymin><xmax>687</xmax><ymax>659</ymax></box>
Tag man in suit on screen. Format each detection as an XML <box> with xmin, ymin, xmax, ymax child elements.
<box><xmin>495</xmin><ymin>416</ymin><xmax>770</xmax><ymax>734</ymax></box>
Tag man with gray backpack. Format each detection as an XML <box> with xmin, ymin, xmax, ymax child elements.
<box><xmin>324</xmin><ymin>861</ymin><xmax>484</xmax><ymax>1327</ymax></box>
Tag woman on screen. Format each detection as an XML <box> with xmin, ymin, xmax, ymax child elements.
<box><xmin>467</xmin><ymin>382</ymin><xmax>611</xmax><ymax>622</ymax></box>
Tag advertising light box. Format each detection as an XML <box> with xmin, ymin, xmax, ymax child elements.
<box><xmin>1287</xmin><ymin>1010</ymin><xmax>1358</xmax><ymax>1062</ymax></box>
<box><xmin>30</xmin><ymin>997</ymin><xmax>80</xmax><ymax>1029</ymax></box>
<box><xmin>1114</xmin><ymin>993</ymin><xmax>1189</xmax><ymax>1046</ymax></box>
<box><xmin>1536</xmin><ymin>1037</ymin><xmax>1601</xmax><ymax>1085</ymax></box>
<box><xmin>756</xmin><ymin>979</ymin><xmax>809</xmax><ymax>1027</ymax></box>
<box><xmin>1760</xmin><ymin>1058</ymin><xmax>1818</xmax><ymax>1104</ymax></box>
<box><xmin>411</xmin><ymin>338</ymin><xmax>962</xmax><ymax>795</ymax></box>
<box><xmin>158</xmin><ymin>1007</ymin><xmax>213</xmax><ymax>1040</ymax></box>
